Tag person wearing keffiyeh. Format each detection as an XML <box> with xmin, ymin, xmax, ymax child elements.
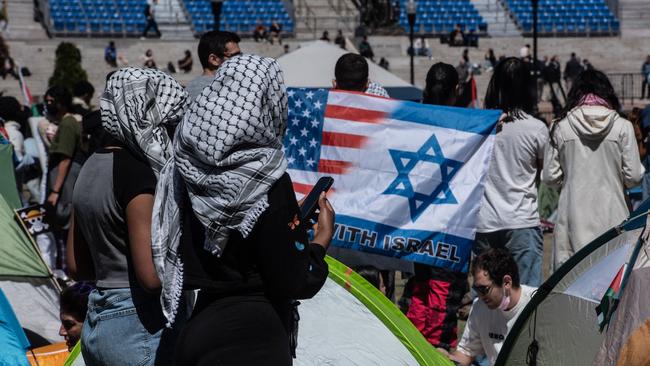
<box><xmin>154</xmin><ymin>54</ymin><xmax>334</xmax><ymax>366</ymax></box>
<box><xmin>67</xmin><ymin>67</ymin><xmax>187</xmax><ymax>366</ymax></box>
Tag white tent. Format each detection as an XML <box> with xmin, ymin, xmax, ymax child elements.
<box><xmin>296</xmin><ymin>278</ymin><xmax>419</xmax><ymax>365</ymax></box>
<box><xmin>276</xmin><ymin>41</ymin><xmax>422</xmax><ymax>101</ymax></box>
<box><xmin>496</xmin><ymin>201</ymin><xmax>650</xmax><ymax>366</ymax></box>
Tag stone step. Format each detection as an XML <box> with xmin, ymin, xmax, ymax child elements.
<box><xmin>4</xmin><ymin>0</ymin><xmax>48</xmax><ymax>40</ymax></box>
<box><xmin>470</xmin><ymin>0</ymin><xmax>520</xmax><ymax>37</ymax></box>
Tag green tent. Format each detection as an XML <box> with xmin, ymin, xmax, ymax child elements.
<box><xmin>295</xmin><ymin>256</ymin><xmax>452</xmax><ymax>366</ymax></box>
<box><xmin>0</xmin><ymin>145</ymin><xmax>21</xmax><ymax>210</ymax></box>
<box><xmin>0</xmin><ymin>145</ymin><xmax>61</xmax><ymax>343</ymax></box>
<box><xmin>0</xmin><ymin>195</ymin><xmax>50</xmax><ymax>277</ymax></box>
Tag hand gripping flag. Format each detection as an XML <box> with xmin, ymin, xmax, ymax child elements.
<box><xmin>284</xmin><ymin>88</ymin><xmax>500</xmax><ymax>272</ymax></box>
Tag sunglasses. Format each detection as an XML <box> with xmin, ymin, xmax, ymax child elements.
<box><xmin>472</xmin><ymin>283</ymin><xmax>493</xmax><ymax>296</ymax></box>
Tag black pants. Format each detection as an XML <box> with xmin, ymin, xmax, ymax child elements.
<box><xmin>142</xmin><ymin>18</ymin><xmax>160</xmax><ymax>37</ymax></box>
<box><xmin>174</xmin><ymin>295</ymin><xmax>292</xmax><ymax>366</ymax></box>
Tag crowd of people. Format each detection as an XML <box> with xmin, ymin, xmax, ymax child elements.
<box><xmin>2</xmin><ymin>25</ymin><xmax>650</xmax><ymax>366</ymax></box>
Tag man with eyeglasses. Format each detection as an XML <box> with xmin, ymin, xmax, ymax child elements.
<box><xmin>442</xmin><ymin>248</ymin><xmax>536</xmax><ymax>366</ymax></box>
<box><xmin>185</xmin><ymin>30</ymin><xmax>242</xmax><ymax>101</ymax></box>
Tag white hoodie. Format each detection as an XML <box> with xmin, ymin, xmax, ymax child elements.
<box><xmin>543</xmin><ymin>105</ymin><xmax>644</xmax><ymax>269</ymax></box>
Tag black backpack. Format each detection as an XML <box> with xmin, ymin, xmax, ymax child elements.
<box><xmin>143</xmin><ymin>4</ymin><xmax>150</xmax><ymax>16</ymax></box>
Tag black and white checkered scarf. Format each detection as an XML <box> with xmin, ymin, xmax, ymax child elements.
<box><xmin>152</xmin><ymin>54</ymin><xmax>288</xmax><ymax>325</ymax></box>
<box><xmin>100</xmin><ymin>67</ymin><xmax>188</xmax><ymax>176</ymax></box>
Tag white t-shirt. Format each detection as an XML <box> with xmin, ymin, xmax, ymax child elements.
<box><xmin>457</xmin><ymin>285</ymin><xmax>536</xmax><ymax>365</ymax></box>
<box><xmin>476</xmin><ymin>113</ymin><xmax>548</xmax><ymax>232</ymax></box>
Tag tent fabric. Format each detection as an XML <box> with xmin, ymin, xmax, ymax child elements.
<box><xmin>496</xmin><ymin>202</ymin><xmax>650</xmax><ymax>366</ymax></box>
<box><xmin>0</xmin><ymin>195</ymin><xmax>50</xmax><ymax>277</ymax></box>
<box><xmin>276</xmin><ymin>41</ymin><xmax>423</xmax><ymax>101</ymax></box>
<box><xmin>0</xmin><ymin>277</ymin><xmax>61</xmax><ymax>343</ymax></box>
<box><xmin>593</xmin><ymin>259</ymin><xmax>650</xmax><ymax>364</ymax></box>
<box><xmin>26</xmin><ymin>342</ymin><xmax>70</xmax><ymax>366</ymax></box>
<box><xmin>0</xmin><ymin>289</ymin><xmax>31</xmax><ymax>366</ymax></box>
<box><xmin>0</xmin><ymin>152</ymin><xmax>60</xmax><ymax>344</ymax></box>
<box><xmin>63</xmin><ymin>341</ymin><xmax>85</xmax><ymax>366</ymax></box>
<box><xmin>0</xmin><ymin>144</ymin><xmax>21</xmax><ymax>210</ymax></box>
<box><xmin>296</xmin><ymin>256</ymin><xmax>451</xmax><ymax>366</ymax></box>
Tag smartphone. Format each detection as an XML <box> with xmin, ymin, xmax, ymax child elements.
<box><xmin>300</xmin><ymin>176</ymin><xmax>334</xmax><ymax>221</ymax></box>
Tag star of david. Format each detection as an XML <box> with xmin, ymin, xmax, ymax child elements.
<box><xmin>383</xmin><ymin>134</ymin><xmax>462</xmax><ymax>221</ymax></box>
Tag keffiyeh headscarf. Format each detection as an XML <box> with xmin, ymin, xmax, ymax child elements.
<box><xmin>152</xmin><ymin>54</ymin><xmax>288</xmax><ymax>325</ymax></box>
<box><xmin>100</xmin><ymin>67</ymin><xmax>188</xmax><ymax>175</ymax></box>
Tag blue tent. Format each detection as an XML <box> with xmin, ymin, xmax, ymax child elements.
<box><xmin>0</xmin><ymin>288</ymin><xmax>31</xmax><ymax>366</ymax></box>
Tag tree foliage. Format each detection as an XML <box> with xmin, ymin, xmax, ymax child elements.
<box><xmin>48</xmin><ymin>42</ymin><xmax>88</xmax><ymax>92</ymax></box>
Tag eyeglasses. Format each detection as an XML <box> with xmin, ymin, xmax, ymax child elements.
<box><xmin>472</xmin><ymin>283</ymin><xmax>493</xmax><ymax>296</ymax></box>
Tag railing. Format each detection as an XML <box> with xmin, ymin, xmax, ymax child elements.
<box><xmin>295</xmin><ymin>0</ymin><xmax>319</xmax><ymax>38</ymax></box>
<box><xmin>328</xmin><ymin>0</ymin><xmax>355</xmax><ymax>16</ymax></box>
<box><xmin>178</xmin><ymin>0</ymin><xmax>196</xmax><ymax>34</ymax></box>
<box><xmin>608</xmin><ymin>72</ymin><xmax>645</xmax><ymax>105</ymax></box>
<box><xmin>325</xmin><ymin>0</ymin><xmax>358</xmax><ymax>33</ymax></box>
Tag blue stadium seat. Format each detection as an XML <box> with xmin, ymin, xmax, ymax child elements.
<box><xmin>506</xmin><ymin>0</ymin><xmax>618</xmax><ymax>36</ymax></box>
<box><xmin>397</xmin><ymin>0</ymin><xmax>485</xmax><ymax>35</ymax></box>
<box><xmin>186</xmin><ymin>0</ymin><xmax>294</xmax><ymax>36</ymax></box>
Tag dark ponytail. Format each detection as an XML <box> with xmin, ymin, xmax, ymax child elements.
<box><xmin>423</xmin><ymin>63</ymin><xmax>459</xmax><ymax>106</ymax></box>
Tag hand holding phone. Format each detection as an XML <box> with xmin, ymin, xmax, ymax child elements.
<box><xmin>298</xmin><ymin>177</ymin><xmax>335</xmax><ymax>249</ymax></box>
<box><xmin>299</xmin><ymin>177</ymin><xmax>334</xmax><ymax>221</ymax></box>
<box><xmin>311</xmin><ymin>192</ymin><xmax>335</xmax><ymax>249</ymax></box>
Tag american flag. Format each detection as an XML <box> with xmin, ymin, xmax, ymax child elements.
<box><xmin>284</xmin><ymin>88</ymin><xmax>392</xmax><ymax>197</ymax></box>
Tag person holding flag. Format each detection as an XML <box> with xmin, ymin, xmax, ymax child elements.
<box><xmin>405</xmin><ymin>62</ymin><xmax>469</xmax><ymax>352</ymax></box>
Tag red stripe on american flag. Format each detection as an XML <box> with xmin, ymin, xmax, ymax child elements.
<box><xmin>292</xmin><ymin>182</ymin><xmax>314</xmax><ymax>195</ymax></box>
<box><xmin>318</xmin><ymin>159</ymin><xmax>351</xmax><ymax>175</ymax></box>
<box><xmin>324</xmin><ymin>105</ymin><xmax>385</xmax><ymax>124</ymax></box>
<box><xmin>322</xmin><ymin>131</ymin><xmax>367</xmax><ymax>148</ymax></box>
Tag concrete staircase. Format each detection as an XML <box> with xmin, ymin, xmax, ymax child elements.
<box><xmin>3</xmin><ymin>0</ymin><xmax>48</xmax><ymax>41</ymax></box>
<box><xmin>619</xmin><ymin>0</ymin><xmax>650</xmax><ymax>37</ymax></box>
<box><xmin>154</xmin><ymin>0</ymin><xmax>194</xmax><ymax>40</ymax></box>
<box><xmin>471</xmin><ymin>0</ymin><xmax>520</xmax><ymax>37</ymax></box>
<box><xmin>0</xmin><ymin>38</ymin><xmax>290</xmax><ymax>103</ymax></box>
<box><xmin>294</xmin><ymin>0</ymin><xmax>359</xmax><ymax>40</ymax></box>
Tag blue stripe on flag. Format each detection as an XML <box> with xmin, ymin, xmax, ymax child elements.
<box><xmin>331</xmin><ymin>215</ymin><xmax>474</xmax><ymax>272</ymax></box>
<box><xmin>390</xmin><ymin>101</ymin><xmax>501</xmax><ymax>136</ymax></box>
<box><xmin>284</xmin><ymin>88</ymin><xmax>329</xmax><ymax>172</ymax></box>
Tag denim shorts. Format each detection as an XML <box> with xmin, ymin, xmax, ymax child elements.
<box><xmin>81</xmin><ymin>288</ymin><xmax>179</xmax><ymax>366</ymax></box>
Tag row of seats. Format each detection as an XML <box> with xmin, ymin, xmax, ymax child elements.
<box><xmin>184</xmin><ymin>0</ymin><xmax>293</xmax><ymax>36</ymax></box>
<box><xmin>509</xmin><ymin>0</ymin><xmax>609</xmax><ymax>5</ymax></box>
<box><xmin>397</xmin><ymin>0</ymin><xmax>486</xmax><ymax>35</ymax></box>
<box><xmin>505</xmin><ymin>0</ymin><xmax>619</xmax><ymax>35</ymax></box>
<box><xmin>52</xmin><ymin>18</ymin><xmax>147</xmax><ymax>35</ymax></box>
<box><xmin>49</xmin><ymin>0</ymin><xmax>149</xmax><ymax>36</ymax></box>
<box><xmin>49</xmin><ymin>0</ymin><xmax>294</xmax><ymax>37</ymax></box>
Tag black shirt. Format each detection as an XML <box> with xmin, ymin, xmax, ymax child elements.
<box><xmin>183</xmin><ymin>173</ymin><xmax>328</xmax><ymax>301</ymax></box>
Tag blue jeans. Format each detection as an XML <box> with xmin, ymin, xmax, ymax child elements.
<box><xmin>81</xmin><ymin>288</ymin><xmax>180</xmax><ymax>366</ymax></box>
<box><xmin>473</xmin><ymin>227</ymin><xmax>543</xmax><ymax>287</ymax></box>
